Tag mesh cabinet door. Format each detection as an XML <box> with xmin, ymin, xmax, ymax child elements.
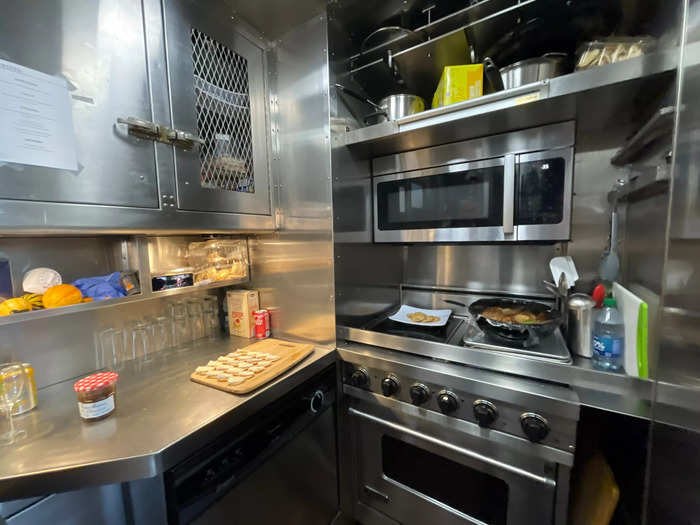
<box><xmin>165</xmin><ymin>1</ymin><xmax>271</xmax><ymax>215</ymax></box>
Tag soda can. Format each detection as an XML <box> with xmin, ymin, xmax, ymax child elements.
<box><xmin>254</xmin><ymin>309</ymin><xmax>268</xmax><ymax>339</ymax></box>
<box><xmin>263</xmin><ymin>309</ymin><xmax>271</xmax><ymax>337</ymax></box>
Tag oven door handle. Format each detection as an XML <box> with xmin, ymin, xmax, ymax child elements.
<box><xmin>503</xmin><ymin>153</ymin><xmax>515</xmax><ymax>235</ymax></box>
<box><xmin>348</xmin><ymin>407</ymin><xmax>556</xmax><ymax>488</ymax></box>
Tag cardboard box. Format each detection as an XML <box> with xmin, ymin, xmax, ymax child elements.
<box><xmin>226</xmin><ymin>289</ymin><xmax>259</xmax><ymax>338</ymax></box>
<box><xmin>432</xmin><ymin>64</ymin><xmax>483</xmax><ymax>109</ymax></box>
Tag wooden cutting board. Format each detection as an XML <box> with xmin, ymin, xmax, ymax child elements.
<box><xmin>190</xmin><ymin>338</ymin><xmax>314</xmax><ymax>394</ymax></box>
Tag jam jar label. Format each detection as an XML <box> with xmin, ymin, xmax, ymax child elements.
<box><xmin>78</xmin><ymin>394</ymin><xmax>115</xmax><ymax>419</ymax></box>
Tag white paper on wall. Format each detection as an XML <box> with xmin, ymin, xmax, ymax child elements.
<box><xmin>0</xmin><ymin>58</ymin><xmax>78</xmax><ymax>171</ymax></box>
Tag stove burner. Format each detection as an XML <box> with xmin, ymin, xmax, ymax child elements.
<box><xmin>366</xmin><ymin>316</ymin><xmax>464</xmax><ymax>344</ymax></box>
<box><xmin>463</xmin><ymin>322</ymin><xmax>571</xmax><ymax>363</ymax></box>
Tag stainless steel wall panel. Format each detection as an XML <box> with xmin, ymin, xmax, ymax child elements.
<box><xmin>334</xmin><ymin>243</ymin><xmax>404</xmax><ymax>327</ymax></box>
<box><xmin>247</xmin><ymin>13</ymin><xmax>335</xmax><ymax>347</ymax></box>
<box><xmin>623</xmin><ymin>193</ymin><xmax>670</xmax><ymax>295</ymax></box>
<box><xmin>403</xmin><ymin>245</ymin><xmax>558</xmax><ymax>296</ymax></box>
<box><xmin>249</xmin><ymin>233</ymin><xmax>334</xmax><ymax>346</ymax></box>
<box><xmin>275</xmin><ymin>15</ymin><xmax>333</xmax><ymax>221</ymax></box>
<box><xmin>0</xmin><ymin>0</ymin><xmax>159</xmax><ymax>208</ymax></box>
<box><xmin>646</xmin><ymin>3</ymin><xmax>700</xmax><ymax>522</ymax></box>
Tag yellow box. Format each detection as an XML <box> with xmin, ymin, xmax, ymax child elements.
<box><xmin>432</xmin><ymin>64</ymin><xmax>484</xmax><ymax>108</ymax></box>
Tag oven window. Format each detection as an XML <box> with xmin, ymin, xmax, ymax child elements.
<box><xmin>382</xmin><ymin>435</ymin><xmax>508</xmax><ymax>524</ymax></box>
<box><xmin>376</xmin><ymin>166</ymin><xmax>504</xmax><ymax>231</ymax></box>
<box><xmin>516</xmin><ymin>157</ymin><xmax>565</xmax><ymax>225</ymax></box>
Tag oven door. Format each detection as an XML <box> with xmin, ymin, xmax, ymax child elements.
<box><xmin>373</xmin><ymin>157</ymin><xmax>516</xmax><ymax>243</ymax></box>
<box><xmin>349</xmin><ymin>404</ymin><xmax>557</xmax><ymax>525</ymax></box>
<box><xmin>515</xmin><ymin>148</ymin><xmax>573</xmax><ymax>241</ymax></box>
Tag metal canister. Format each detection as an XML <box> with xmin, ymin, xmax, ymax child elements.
<box><xmin>567</xmin><ymin>294</ymin><xmax>597</xmax><ymax>358</ymax></box>
<box><xmin>254</xmin><ymin>309</ymin><xmax>268</xmax><ymax>339</ymax></box>
<box><xmin>0</xmin><ymin>362</ymin><xmax>37</xmax><ymax>415</ymax></box>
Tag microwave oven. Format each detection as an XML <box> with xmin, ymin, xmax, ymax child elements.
<box><xmin>372</xmin><ymin>121</ymin><xmax>575</xmax><ymax>243</ymax></box>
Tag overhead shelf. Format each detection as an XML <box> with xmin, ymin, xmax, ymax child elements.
<box><xmin>338</xmin><ymin>43</ymin><xmax>699</xmax><ymax>159</ymax></box>
<box><xmin>0</xmin><ymin>276</ymin><xmax>249</xmax><ymax>327</ymax></box>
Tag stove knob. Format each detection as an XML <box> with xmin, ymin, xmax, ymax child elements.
<box><xmin>349</xmin><ymin>368</ymin><xmax>369</xmax><ymax>388</ymax></box>
<box><xmin>520</xmin><ymin>413</ymin><xmax>550</xmax><ymax>442</ymax></box>
<box><xmin>381</xmin><ymin>375</ymin><xmax>400</xmax><ymax>397</ymax></box>
<box><xmin>409</xmin><ymin>383</ymin><xmax>431</xmax><ymax>405</ymax></box>
<box><xmin>473</xmin><ymin>399</ymin><xmax>499</xmax><ymax>427</ymax></box>
<box><xmin>437</xmin><ymin>391</ymin><xmax>460</xmax><ymax>414</ymax></box>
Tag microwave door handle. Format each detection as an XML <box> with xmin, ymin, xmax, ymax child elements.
<box><xmin>503</xmin><ymin>154</ymin><xmax>515</xmax><ymax>235</ymax></box>
<box><xmin>348</xmin><ymin>407</ymin><xmax>556</xmax><ymax>487</ymax></box>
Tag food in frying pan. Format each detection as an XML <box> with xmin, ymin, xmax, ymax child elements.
<box><xmin>407</xmin><ymin>312</ymin><xmax>441</xmax><ymax>323</ymax></box>
<box><xmin>481</xmin><ymin>306</ymin><xmax>550</xmax><ymax>324</ymax></box>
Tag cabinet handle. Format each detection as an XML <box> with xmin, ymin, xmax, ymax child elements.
<box><xmin>116</xmin><ymin>116</ymin><xmax>159</xmax><ymax>140</ymax></box>
<box><xmin>170</xmin><ymin>130</ymin><xmax>206</xmax><ymax>150</ymax></box>
<box><xmin>116</xmin><ymin>117</ymin><xmax>204</xmax><ymax>151</ymax></box>
<box><xmin>503</xmin><ymin>153</ymin><xmax>515</xmax><ymax>235</ymax></box>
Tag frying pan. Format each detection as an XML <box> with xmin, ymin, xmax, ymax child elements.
<box><xmin>469</xmin><ymin>297</ymin><xmax>563</xmax><ymax>347</ymax></box>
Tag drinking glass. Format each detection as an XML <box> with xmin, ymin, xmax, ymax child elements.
<box><xmin>172</xmin><ymin>304</ymin><xmax>191</xmax><ymax>350</ymax></box>
<box><xmin>0</xmin><ymin>364</ymin><xmax>28</xmax><ymax>445</ymax></box>
<box><xmin>202</xmin><ymin>296</ymin><xmax>219</xmax><ymax>338</ymax></box>
<box><xmin>187</xmin><ymin>299</ymin><xmax>205</xmax><ymax>341</ymax></box>
<box><xmin>98</xmin><ymin>328</ymin><xmax>127</xmax><ymax>369</ymax></box>
<box><xmin>153</xmin><ymin>316</ymin><xmax>172</xmax><ymax>352</ymax></box>
<box><xmin>131</xmin><ymin>322</ymin><xmax>153</xmax><ymax>362</ymax></box>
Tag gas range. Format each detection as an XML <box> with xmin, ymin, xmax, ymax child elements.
<box><xmin>339</xmin><ymin>343</ymin><xmax>579</xmax><ymax>525</ymax></box>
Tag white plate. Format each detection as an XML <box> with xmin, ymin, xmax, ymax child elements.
<box><xmin>389</xmin><ymin>305</ymin><xmax>452</xmax><ymax>327</ymax></box>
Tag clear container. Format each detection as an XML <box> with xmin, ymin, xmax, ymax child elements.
<box><xmin>592</xmin><ymin>297</ymin><xmax>625</xmax><ymax>372</ymax></box>
<box><xmin>575</xmin><ymin>36</ymin><xmax>657</xmax><ymax>70</ymax></box>
<box><xmin>187</xmin><ymin>239</ymin><xmax>249</xmax><ymax>285</ymax></box>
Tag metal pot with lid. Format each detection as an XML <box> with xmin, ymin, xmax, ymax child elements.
<box><xmin>334</xmin><ymin>84</ymin><xmax>425</xmax><ymax>125</ymax></box>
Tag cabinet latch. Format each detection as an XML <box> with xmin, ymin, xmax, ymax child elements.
<box><xmin>117</xmin><ymin>117</ymin><xmax>205</xmax><ymax>151</ymax></box>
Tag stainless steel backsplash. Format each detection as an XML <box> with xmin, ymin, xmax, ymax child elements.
<box><xmin>403</xmin><ymin>244</ymin><xmax>558</xmax><ymax>295</ymax></box>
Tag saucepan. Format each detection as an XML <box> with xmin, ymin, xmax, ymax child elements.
<box><xmin>334</xmin><ymin>84</ymin><xmax>425</xmax><ymax>124</ymax></box>
<box><xmin>483</xmin><ymin>53</ymin><xmax>570</xmax><ymax>92</ymax></box>
<box><xmin>469</xmin><ymin>297</ymin><xmax>563</xmax><ymax>347</ymax></box>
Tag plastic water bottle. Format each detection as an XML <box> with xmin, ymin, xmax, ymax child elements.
<box><xmin>592</xmin><ymin>297</ymin><xmax>625</xmax><ymax>371</ymax></box>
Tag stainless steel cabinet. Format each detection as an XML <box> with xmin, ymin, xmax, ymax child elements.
<box><xmin>0</xmin><ymin>0</ymin><xmax>274</xmax><ymax>233</ymax></box>
<box><xmin>0</xmin><ymin>0</ymin><xmax>159</xmax><ymax>209</ymax></box>
<box><xmin>164</xmin><ymin>0</ymin><xmax>271</xmax><ymax>215</ymax></box>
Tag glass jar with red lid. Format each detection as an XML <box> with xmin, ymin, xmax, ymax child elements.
<box><xmin>73</xmin><ymin>371</ymin><xmax>118</xmax><ymax>422</ymax></box>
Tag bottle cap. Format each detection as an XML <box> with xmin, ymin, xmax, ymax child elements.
<box><xmin>603</xmin><ymin>297</ymin><xmax>617</xmax><ymax>307</ymax></box>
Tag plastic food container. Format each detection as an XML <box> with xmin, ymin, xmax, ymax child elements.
<box><xmin>575</xmin><ymin>36</ymin><xmax>656</xmax><ymax>70</ymax></box>
<box><xmin>187</xmin><ymin>239</ymin><xmax>249</xmax><ymax>285</ymax></box>
<box><xmin>73</xmin><ymin>371</ymin><xmax>119</xmax><ymax>422</ymax></box>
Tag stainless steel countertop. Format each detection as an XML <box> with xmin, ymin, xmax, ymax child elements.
<box><xmin>0</xmin><ymin>337</ymin><xmax>336</xmax><ymax>501</ymax></box>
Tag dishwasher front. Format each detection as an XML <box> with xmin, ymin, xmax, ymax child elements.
<box><xmin>163</xmin><ymin>365</ymin><xmax>338</xmax><ymax>524</ymax></box>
